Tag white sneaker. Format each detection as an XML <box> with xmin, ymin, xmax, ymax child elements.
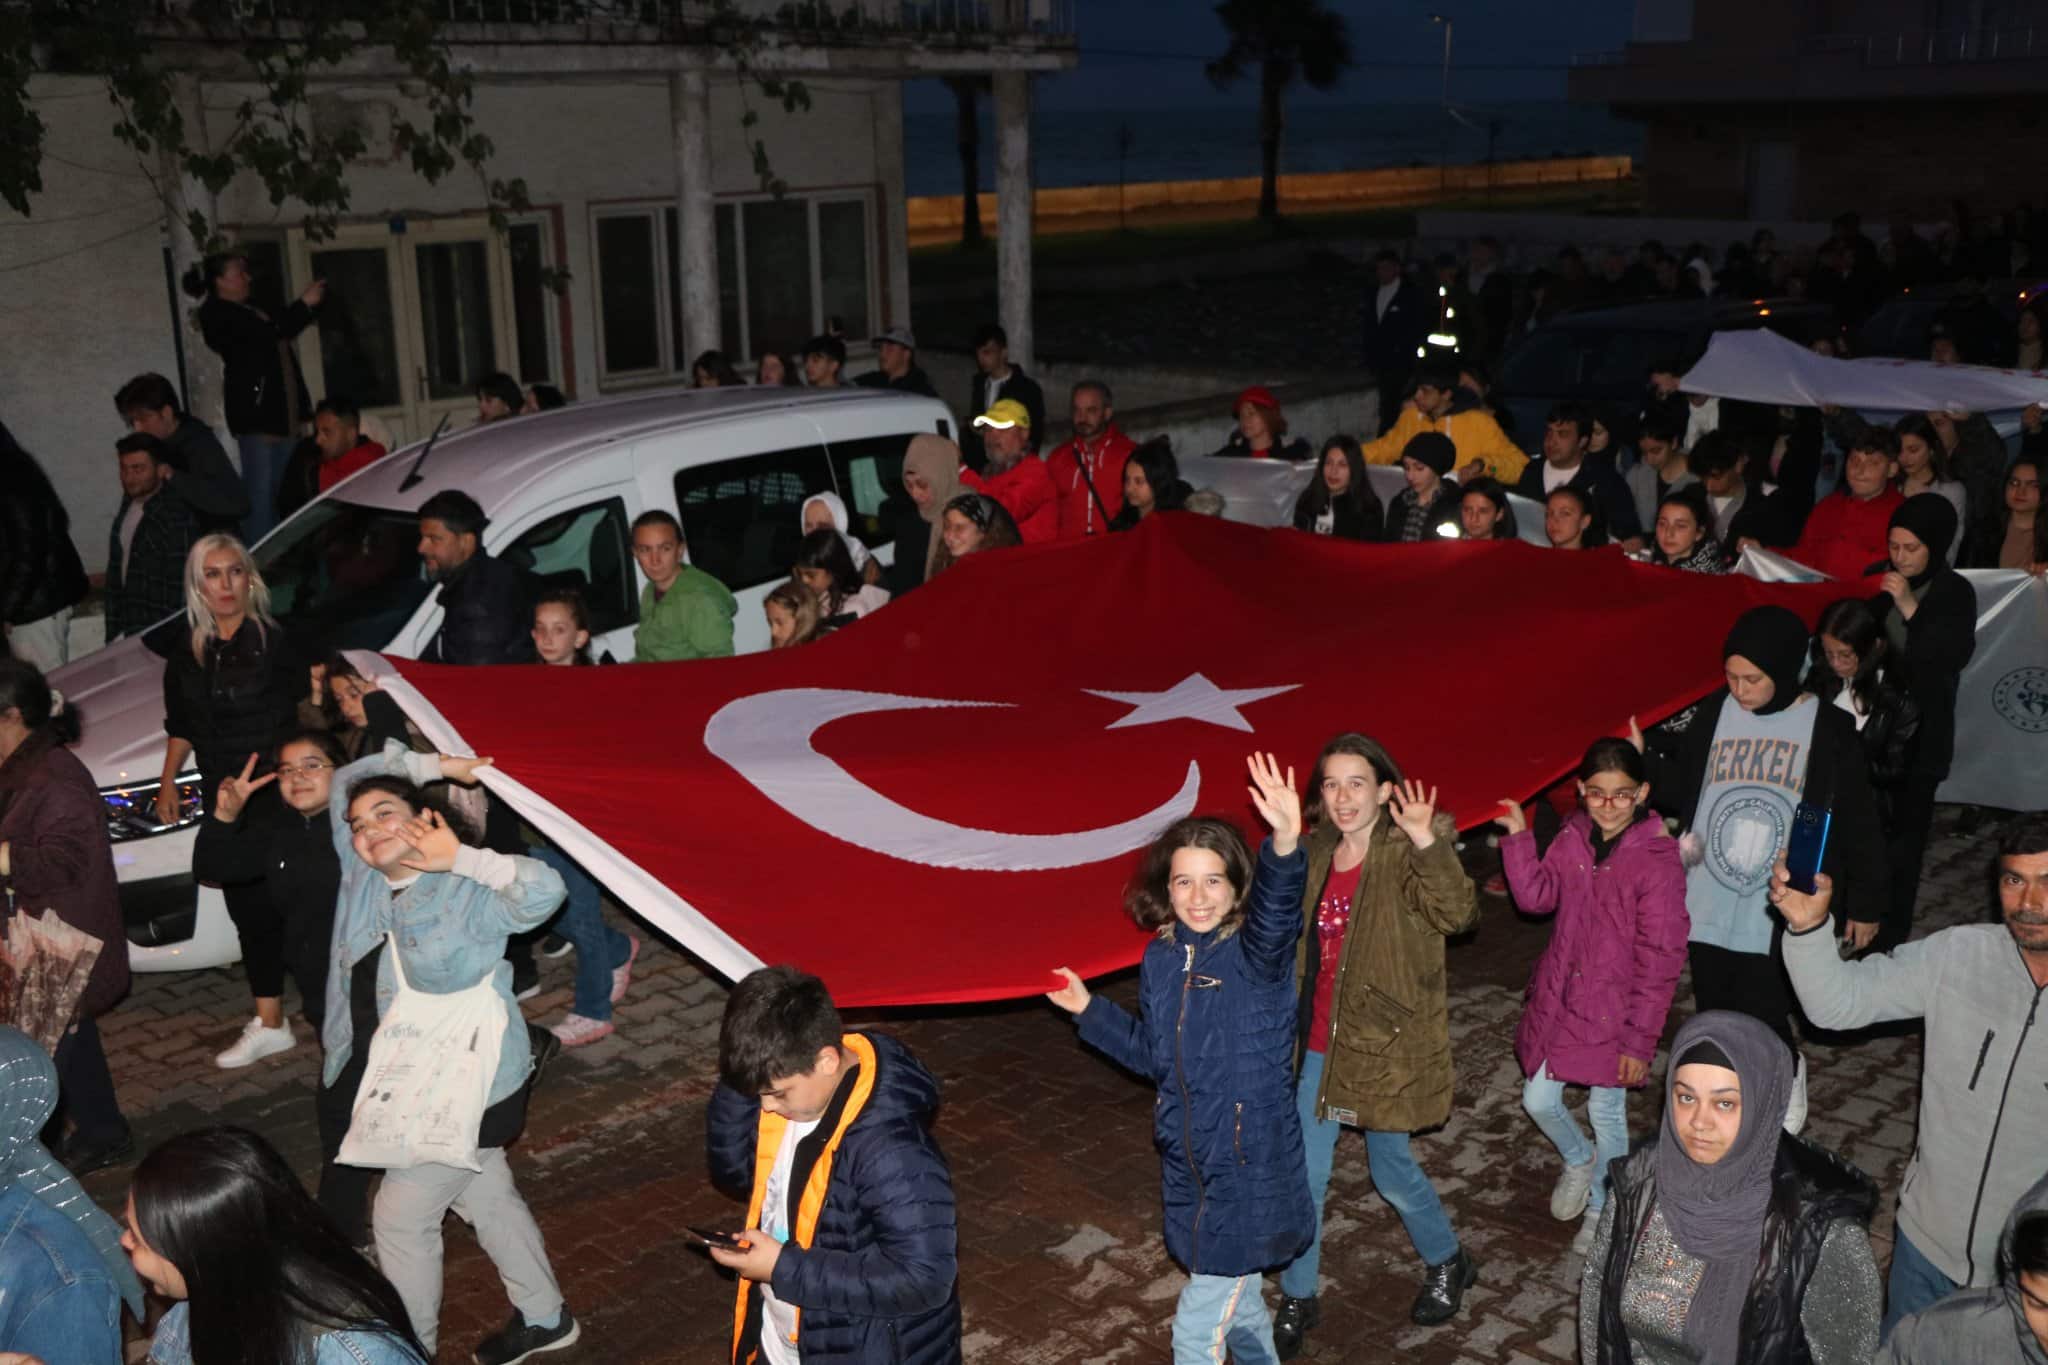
<box><xmin>1550</xmin><ymin>1157</ymin><xmax>1596</xmax><ymax>1221</ymax></box>
<box><xmin>549</xmin><ymin>1013</ymin><xmax>616</xmax><ymax>1048</ymax></box>
<box><xmin>1570</xmin><ymin>1207</ymin><xmax>1600</xmax><ymax>1258</ymax></box>
<box><xmin>214</xmin><ymin>1016</ymin><xmax>296</xmax><ymax>1069</ymax></box>
<box><xmin>1783</xmin><ymin>1052</ymin><xmax>1808</xmax><ymax>1136</ymax></box>
<box><xmin>609</xmin><ymin>935</ymin><xmax>641</xmax><ymax>1006</ymax></box>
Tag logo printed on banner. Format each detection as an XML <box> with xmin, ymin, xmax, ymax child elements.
<box><xmin>703</xmin><ymin>677</ymin><xmax>1297</xmax><ymax>872</ymax></box>
<box><xmin>1992</xmin><ymin>667</ymin><xmax>2048</xmax><ymax>734</ymax></box>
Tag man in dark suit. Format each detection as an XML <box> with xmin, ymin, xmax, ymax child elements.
<box><xmin>1362</xmin><ymin>250</ymin><xmax>1429</xmax><ymax>435</ymax></box>
<box><xmin>1464</xmin><ymin>236</ymin><xmax>1517</xmax><ymax>365</ymax></box>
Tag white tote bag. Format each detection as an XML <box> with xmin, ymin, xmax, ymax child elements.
<box><xmin>337</xmin><ymin>934</ymin><xmax>506</xmax><ymax>1173</ymax></box>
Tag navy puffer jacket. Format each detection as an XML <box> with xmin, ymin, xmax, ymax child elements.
<box><xmin>708</xmin><ymin>1030</ymin><xmax>961</xmax><ymax>1365</ymax></box>
<box><xmin>1077</xmin><ymin>839</ymin><xmax>1314</xmax><ymax>1277</ymax></box>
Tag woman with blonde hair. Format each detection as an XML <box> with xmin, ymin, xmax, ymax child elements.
<box><xmin>158</xmin><ymin>533</ymin><xmax>310</xmax><ymax>1070</ymax></box>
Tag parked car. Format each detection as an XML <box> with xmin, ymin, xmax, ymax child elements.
<box><xmin>1496</xmin><ymin>298</ymin><xmax>1834</xmax><ymax>450</ymax></box>
<box><xmin>56</xmin><ymin>385</ymin><xmax>954</xmax><ymax>973</ymax></box>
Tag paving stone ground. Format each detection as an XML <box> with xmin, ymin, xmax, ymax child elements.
<box><xmin>88</xmin><ymin>805</ymin><xmax>2006</xmax><ymax>1363</ymax></box>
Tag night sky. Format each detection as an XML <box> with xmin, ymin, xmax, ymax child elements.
<box><xmin>904</xmin><ymin>0</ymin><xmax>1637</xmax><ymax>113</ymax></box>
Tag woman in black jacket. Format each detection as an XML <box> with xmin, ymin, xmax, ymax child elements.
<box><xmin>1578</xmin><ymin>1010</ymin><xmax>1880</xmax><ymax>1365</ymax></box>
<box><xmin>1292</xmin><ymin>436</ymin><xmax>1384</xmax><ymax>541</ymax></box>
<box><xmin>1806</xmin><ymin>597</ymin><xmax>1922</xmax><ymax>828</ymax></box>
<box><xmin>183</xmin><ymin>252</ymin><xmax>324</xmax><ymax>544</ymax></box>
<box><xmin>1870</xmin><ymin>494</ymin><xmax>1976</xmax><ymax>951</ymax></box>
<box><xmin>0</xmin><ymin>421</ymin><xmax>89</xmax><ymax>671</ymax></box>
<box><xmin>157</xmin><ymin>534</ymin><xmax>308</xmax><ymax>1072</ymax></box>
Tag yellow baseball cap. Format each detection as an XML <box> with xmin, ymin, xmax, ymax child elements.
<box><xmin>973</xmin><ymin>398</ymin><xmax>1031</xmax><ymax>430</ymax></box>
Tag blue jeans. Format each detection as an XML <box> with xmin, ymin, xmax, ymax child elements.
<box><xmin>1881</xmin><ymin>1229</ymin><xmax>1959</xmax><ymax>1341</ymax></box>
<box><xmin>1174</xmin><ymin>1272</ymin><xmax>1276</xmax><ymax>1365</ymax></box>
<box><xmin>527</xmin><ymin>844</ymin><xmax>631</xmax><ymax>1021</ymax></box>
<box><xmin>1279</xmin><ymin>1049</ymin><xmax>1459</xmax><ymax>1299</ymax></box>
<box><xmin>236</xmin><ymin>432</ymin><xmax>293</xmax><ymax>543</ymax></box>
<box><xmin>1520</xmin><ymin>1061</ymin><xmax>1629</xmax><ymax>1213</ymax></box>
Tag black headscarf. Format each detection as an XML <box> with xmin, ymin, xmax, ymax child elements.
<box><xmin>1720</xmin><ymin>605</ymin><xmax>1811</xmax><ymax>716</ymax></box>
<box><xmin>1654</xmin><ymin>1011</ymin><xmax>1794</xmax><ymax>1365</ymax></box>
<box><xmin>1888</xmin><ymin>493</ymin><xmax>1959</xmax><ymax>585</ymax></box>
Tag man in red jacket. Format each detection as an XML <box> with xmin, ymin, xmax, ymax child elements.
<box><xmin>313</xmin><ymin>397</ymin><xmax>389</xmax><ymax>492</ymax></box>
<box><xmin>963</xmin><ymin>399</ymin><xmax>1057</xmax><ymax>542</ymax></box>
<box><xmin>1787</xmin><ymin>428</ymin><xmax>1903</xmax><ymax>580</ymax></box>
<box><xmin>1045</xmin><ymin>379</ymin><xmax>1132</xmax><ymax>539</ymax></box>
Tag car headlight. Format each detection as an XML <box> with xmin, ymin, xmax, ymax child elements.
<box><xmin>101</xmin><ymin>774</ymin><xmax>206</xmax><ymax>842</ymax></box>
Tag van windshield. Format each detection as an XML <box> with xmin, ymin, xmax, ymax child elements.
<box><xmin>253</xmin><ymin>500</ymin><xmax>433</xmax><ymax>655</ymax></box>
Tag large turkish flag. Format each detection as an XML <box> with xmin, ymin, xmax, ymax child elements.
<box><xmin>373</xmin><ymin>514</ymin><xmax>1851</xmax><ymax>1007</ymax></box>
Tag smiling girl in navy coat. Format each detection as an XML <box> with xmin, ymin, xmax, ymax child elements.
<box><xmin>1048</xmin><ymin>753</ymin><xmax>1314</xmax><ymax>1365</ymax></box>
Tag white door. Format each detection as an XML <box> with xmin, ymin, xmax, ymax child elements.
<box><xmin>291</xmin><ymin>218</ymin><xmax>519</xmax><ymax>445</ymax></box>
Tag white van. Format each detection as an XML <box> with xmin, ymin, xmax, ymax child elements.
<box><xmin>55</xmin><ymin>385</ymin><xmax>954</xmax><ymax>973</ymax></box>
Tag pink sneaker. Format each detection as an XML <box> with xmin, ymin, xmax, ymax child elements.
<box><xmin>549</xmin><ymin>1013</ymin><xmax>615</xmax><ymax>1048</ymax></box>
<box><xmin>610</xmin><ymin>935</ymin><xmax>641</xmax><ymax>1005</ymax></box>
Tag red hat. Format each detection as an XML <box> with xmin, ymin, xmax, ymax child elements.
<box><xmin>1234</xmin><ymin>385</ymin><xmax>1281</xmax><ymax>414</ymax></box>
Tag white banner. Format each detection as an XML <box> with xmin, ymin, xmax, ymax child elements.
<box><xmin>1681</xmin><ymin>327</ymin><xmax>2048</xmax><ymax>414</ymax></box>
<box><xmin>1179</xmin><ymin>455</ymin><xmax>1547</xmax><ymax>546</ymax></box>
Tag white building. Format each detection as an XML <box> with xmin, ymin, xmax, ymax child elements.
<box><xmin>3</xmin><ymin>1</ymin><xmax>1074</xmax><ymax>567</ymax></box>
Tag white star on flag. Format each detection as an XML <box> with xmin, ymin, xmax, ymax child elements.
<box><xmin>1084</xmin><ymin>673</ymin><xmax>1301</xmax><ymax>733</ymax></box>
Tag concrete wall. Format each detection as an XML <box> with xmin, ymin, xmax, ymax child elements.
<box><xmin>2</xmin><ymin>71</ymin><xmax>900</xmax><ymax>570</ymax></box>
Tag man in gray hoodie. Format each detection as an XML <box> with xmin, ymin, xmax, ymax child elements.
<box><xmin>1880</xmin><ymin>1171</ymin><xmax>2048</xmax><ymax>1364</ymax></box>
<box><xmin>1770</xmin><ymin>814</ymin><xmax>2048</xmax><ymax>1335</ymax></box>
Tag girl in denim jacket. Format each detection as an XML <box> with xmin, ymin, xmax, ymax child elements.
<box><xmin>1047</xmin><ymin>753</ymin><xmax>1314</xmax><ymax>1365</ymax></box>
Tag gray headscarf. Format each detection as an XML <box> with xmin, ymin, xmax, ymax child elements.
<box><xmin>1653</xmin><ymin>1010</ymin><xmax>1793</xmax><ymax>1365</ymax></box>
<box><xmin>0</xmin><ymin>1026</ymin><xmax>144</xmax><ymax>1317</ymax></box>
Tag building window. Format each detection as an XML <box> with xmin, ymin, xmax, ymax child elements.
<box><xmin>606</xmin><ymin>190</ymin><xmax>873</xmax><ymax>386</ymax></box>
<box><xmin>508</xmin><ymin>220</ymin><xmax>561</xmax><ymax>387</ymax></box>
<box><xmin>594</xmin><ymin>210</ymin><xmax>666</xmax><ymax>379</ymax></box>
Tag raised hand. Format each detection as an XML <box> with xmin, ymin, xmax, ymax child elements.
<box><xmin>439</xmin><ymin>753</ymin><xmax>494</xmax><ymax>785</ymax></box>
<box><xmin>308</xmin><ymin>662</ymin><xmax>327</xmax><ymax>706</ymax></box>
<box><xmin>1045</xmin><ymin>967</ymin><xmax>1092</xmax><ymax>1015</ymax></box>
<box><xmin>213</xmin><ymin>752</ymin><xmax>277</xmax><ymax>823</ymax></box>
<box><xmin>1244</xmin><ymin>752</ymin><xmax>1301</xmax><ymax>856</ymax></box>
<box><xmin>1387</xmin><ymin>780</ymin><xmax>1440</xmax><ymax>850</ymax></box>
<box><xmin>1626</xmin><ymin>715</ymin><xmax>1645</xmax><ymax>754</ymax></box>
<box><xmin>1494</xmin><ymin>799</ymin><xmax>1527</xmax><ymax>836</ymax></box>
<box><xmin>396</xmin><ymin>808</ymin><xmax>461</xmax><ymax>873</ymax></box>
<box><xmin>1766</xmin><ymin>855</ymin><xmax>1833</xmax><ymax>934</ymax></box>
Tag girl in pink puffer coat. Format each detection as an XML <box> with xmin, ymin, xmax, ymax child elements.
<box><xmin>1496</xmin><ymin>737</ymin><xmax>1690</xmax><ymax>1255</ymax></box>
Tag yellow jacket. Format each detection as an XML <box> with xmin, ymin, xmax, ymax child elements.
<box><xmin>1360</xmin><ymin>404</ymin><xmax>1528</xmax><ymax>484</ymax></box>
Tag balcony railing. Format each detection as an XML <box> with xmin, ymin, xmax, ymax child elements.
<box><xmin>196</xmin><ymin>0</ymin><xmax>1076</xmax><ymax>40</ymax></box>
<box><xmin>1802</xmin><ymin>26</ymin><xmax>2045</xmax><ymax>66</ymax></box>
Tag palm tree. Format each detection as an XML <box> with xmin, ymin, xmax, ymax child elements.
<box><xmin>1206</xmin><ymin>0</ymin><xmax>1354</xmax><ymax>223</ymax></box>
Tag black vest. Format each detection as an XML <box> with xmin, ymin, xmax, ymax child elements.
<box><xmin>1595</xmin><ymin>1136</ymin><xmax>1877</xmax><ymax>1365</ymax></box>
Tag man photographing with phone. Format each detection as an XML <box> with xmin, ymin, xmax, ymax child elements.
<box><xmin>1771</xmin><ymin>815</ymin><xmax>2048</xmax><ymax>1340</ymax></box>
<box><xmin>704</xmin><ymin>966</ymin><xmax>961</xmax><ymax>1363</ymax></box>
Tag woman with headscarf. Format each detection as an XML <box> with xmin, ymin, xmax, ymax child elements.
<box><xmin>0</xmin><ymin>658</ymin><xmax>133</xmax><ymax>1176</ymax></box>
<box><xmin>890</xmin><ymin>435</ymin><xmax>966</xmax><ymax>596</ymax></box>
<box><xmin>1869</xmin><ymin>494</ymin><xmax>1976</xmax><ymax>952</ymax></box>
<box><xmin>1578</xmin><ymin>1010</ymin><xmax>1881</xmax><ymax>1365</ymax></box>
<box><xmin>1631</xmin><ymin>606</ymin><xmax>1884</xmax><ymax>1133</ymax></box>
<box><xmin>0</xmin><ymin>1024</ymin><xmax>142</xmax><ymax>1361</ymax></box>
<box><xmin>797</xmin><ymin>490</ymin><xmax>883</xmax><ymax>586</ymax></box>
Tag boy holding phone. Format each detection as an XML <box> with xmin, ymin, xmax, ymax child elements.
<box><xmin>705</xmin><ymin>966</ymin><xmax>961</xmax><ymax>1363</ymax></box>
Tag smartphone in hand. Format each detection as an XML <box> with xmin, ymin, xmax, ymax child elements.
<box><xmin>1784</xmin><ymin>802</ymin><xmax>1832</xmax><ymax>896</ymax></box>
<box><xmin>685</xmin><ymin>1226</ymin><xmax>745</xmax><ymax>1252</ymax></box>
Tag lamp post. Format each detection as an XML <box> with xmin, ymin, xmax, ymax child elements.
<box><xmin>1430</xmin><ymin>13</ymin><xmax>1452</xmax><ymax>196</ymax></box>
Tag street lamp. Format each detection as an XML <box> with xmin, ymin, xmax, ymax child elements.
<box><xmin>1430</xmin><ymin>13</ymin><xmax>1452</xmax><ymax>196</ymax></box>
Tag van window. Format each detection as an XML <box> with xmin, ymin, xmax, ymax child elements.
<box><xmin>254</xmin><ymin>500</ymin><xmax>434</xmax><ymax>655</ymax></box>
<box><xmin>825</xmin><ymin>433</ymin><xmax>921</xmax><ymax>551</ymax></box>
<box><xmin>500</xmin><ymin>497</ymin><xmax>638</xmax><ymax>635</ymax></box>
<box><xmin>674</xmin><ymin>444</ymin><xmax>834</xmax><ymax>590</ymax></box>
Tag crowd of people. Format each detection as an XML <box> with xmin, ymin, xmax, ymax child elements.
<box><xmin>1</xmin><ymin>223</ymin><xmax>2047</xmax><ymax>1365</ymax></box>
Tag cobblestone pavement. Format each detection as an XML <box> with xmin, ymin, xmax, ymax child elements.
<box><xmin>88</xmin><ymin>805</ymin><xmax>2006</xmax><ymax>1363</ymax></box>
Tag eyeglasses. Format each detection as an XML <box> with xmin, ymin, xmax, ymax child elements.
<box><xmin>1581</xmin><ymin>787</ymin><xmax>1641</xmax><ymax>808</ymax></box>
<box><xmin>277</xmin><ymin>759</ymin><xmax>334</xmax><ymax>775</ymax></box>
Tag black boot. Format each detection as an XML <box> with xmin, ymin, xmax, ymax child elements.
<box><xmin>1410</xmin><ymin>1246</ymin><xmax>1477</xmax><ymax>1325</ymax></box>
<box><xmin>1272</xmin><ymin>1294</ymin><xmax>1319</xmax><ymax>1361</ymax></box>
